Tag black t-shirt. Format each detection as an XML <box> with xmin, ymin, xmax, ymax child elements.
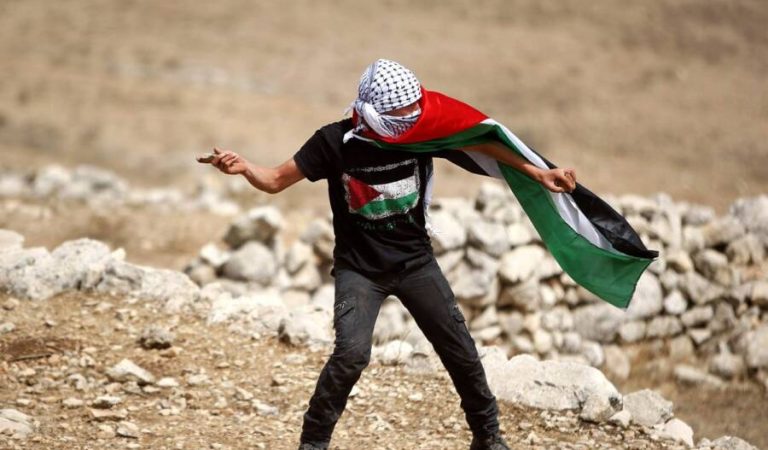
<box><xmin>293</xmin><ymin>118</ymin><xmax>434</xmax><ymax>275</ymax></box>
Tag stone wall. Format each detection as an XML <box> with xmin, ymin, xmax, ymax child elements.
<box><xmin>183</xmin><ymin>183</ymin><xmax>768</xmax><ymax>386</ymax></box>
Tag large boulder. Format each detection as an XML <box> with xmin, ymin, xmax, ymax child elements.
<box><xmin>626</xmin><ymin>272</ymin><xmax>663</xmax><ymax>319</ymax></box>
<box><xmin>481</xmin><ymin>349</ymin><xmax>622</xmax><ymax>422</ymax></box>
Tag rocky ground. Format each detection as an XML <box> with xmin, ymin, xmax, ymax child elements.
<box><xmin>0</xmin><ymin>291</ymin><xmax>695</xmax><ymax>450</ymax></box>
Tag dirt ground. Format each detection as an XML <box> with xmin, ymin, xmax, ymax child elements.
<box><xmin>0</xmin><ymin>291</ymin><xmax>677</xmax><ymax>450</ymax></box>
<box><xmin>1</xmin><ymin>0</ymin><xmax>767</xmax><ymax>213</ymax></box>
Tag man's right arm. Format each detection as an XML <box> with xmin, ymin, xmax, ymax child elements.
<box><xmin>209</xmin><ymin>147</ymin><xmax>305</xmax><ymax>194</ymax></box>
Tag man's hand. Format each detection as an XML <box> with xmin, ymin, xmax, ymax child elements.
<box><xmin>209</xmin><ymin>147</ymin><xmax>248</xmax><ymax>175</ymax></box>
<box><xmin>538</xmin><ymin>168</ymin><xmax>576</xmax><ymax>193</ymax></box>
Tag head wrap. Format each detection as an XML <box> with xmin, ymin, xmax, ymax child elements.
<box><xmin>346</xmin><ymin>59</ymin><xmax>422</xmax><ymax>139</ymax></box>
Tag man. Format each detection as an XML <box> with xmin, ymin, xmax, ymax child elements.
<box><xmin>206</xmin><ymin>59</ymin><xmax>577</xmax><ymax>450</ymax></box>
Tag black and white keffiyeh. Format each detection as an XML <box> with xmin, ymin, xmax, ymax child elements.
<box><xmin>344</xmin><ymin>59</ymin><xmax>422</xmax><ymax>142</ymax></box>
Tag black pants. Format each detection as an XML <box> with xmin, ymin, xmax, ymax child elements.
<box><xmin>300</xmin><ymin>256</ymin><xmax>500</xmax><ymax>444</ymax></box>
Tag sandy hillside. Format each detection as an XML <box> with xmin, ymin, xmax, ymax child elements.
<box><xmin>0</xmin><ymin>0</ymin><xmax>767</xmax><ymax>213</ymax></box>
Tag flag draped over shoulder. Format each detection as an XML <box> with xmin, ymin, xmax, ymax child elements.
<box><xmin>349</xmin><ymin>88</ymin><xmax>658</xmax><ymax>309</ymax></box>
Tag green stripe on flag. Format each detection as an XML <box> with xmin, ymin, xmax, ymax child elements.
<box><xmin>355</xmin><ymin>191</ymin><xmax>420</xmax><ymax>218</ymax></box>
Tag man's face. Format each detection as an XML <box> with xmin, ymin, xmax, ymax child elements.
<box><xmin>383</xmin><ymin>101</ymin><xmax>421</xmax><ymax>117</ymax></box>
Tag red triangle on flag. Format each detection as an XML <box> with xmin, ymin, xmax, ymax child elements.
<box><xmin>346</xmin><ymin>176</ymin><xmax>381</xmax><ymax>210</ymax></box>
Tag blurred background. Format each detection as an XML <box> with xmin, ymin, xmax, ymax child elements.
<box><xmin>1</xmin><ymin>0</ymin><xmax>766</xmax><ymax>212</ymax></box>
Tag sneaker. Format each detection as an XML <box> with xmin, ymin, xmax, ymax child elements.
<box><xmin>470</xmin><ymin>431</ymin><xmax>511</xmax><ymax>450</ymax></box>
<box><xmin>298</xmin><ymin>442</ymin><xmax>329</xmax><ymax>450</ymax></box>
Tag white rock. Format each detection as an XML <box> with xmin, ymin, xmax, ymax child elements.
<box><xmin>373</xmin><ymin>340</ymin><xmax>414</xmax><ymax>366</ymax></box>
<box><xmin>622</xmin><ymin>389</ymin><xmax>673</xmax><ymax>427</ymax></box>
<box><xmin>729</xmin><ymin>195</ymin><xmax>768</xmax><ymax>241</ymax></box>
<box><xmin>505</xmin><ymin>223</ymin><xmax>532</xmax><ymax>246</ymax></box>
<box><xmin>680</xmin><ymin>305</ymin><xmax>714</xmax><ymax>328</ymax></box>
<box><xmin>572</xmin><ymin>303</ymin><xmax>625</xmax><ymax>343</ymax></box>
<box><xmin>659</xmin><ymin>418</ymin><xmax>694</xmax><ymax>447</ymax></box>
<box><xmin>665</xmin><ymin>249</ymin><xmax>694</xmax><ymax>273</ymax></box>
<box><xmin>481</xmin><ymin>350</ymin><xmax>622</xmax><ymax>422</ymax></box>
<box><xmin>106</xmin><ymin>359</ymin><xmax>155</xmax><ymax>385</ymax></box>
<box><xmin>156</xmin><ymin>377</ymin><xmax>179</xmax><ymax>388</ymax></box>
<box><xmin>310</xmin><ymin>284</ymin><xmax>335</xmax><ymax>312</ymax></box>
<box><xmin>705</xmin><ymin>436</ymin><xmax>759</xmax><ymax>450</ymax></box>
<box><xmin>498</xmin><ymin>245</ymin><xmax>546</xmax><ymax>284</ymax></box>
<box><xmin>673</xmin><ymin>364</ymin><xmax>724</xmax><ymax>388</ymax></box>
<box><xmin>646</xmin><ymin>316</ymin><xmax>683</xmax><ymax>338</ymax></box>
<box><xmin>467</xmin><ymin>220</ymin><xmax>510</xmax><ymax>257</ymax></box>
<box><xmin>0</xmin><ymin>408</ymin><xmax>34</xmax><ymax>438</ymax></box>
<box><xmin>745</xmin><ymin>324</ymin><xmax>768</xmax><ymax>369</ymax></box>
<box><xmin>726</xmin><ymin>234</ymin><xmax>764</xmax><ymax>265</ymax></box>
<box><xmin>618</xmin><ymin>320</ymin><xmax>647</xmax><ymax>343</ymax></box>
<box><xmin>429</xmin><ymin>210</ymin><xmax>467</xmax><ymax>253</ymax></box>
<box><xmin>199</xmin><ymin>243</ymin><xmax>230</xmax><ymax>268</ymax></box>
<box><xmin>703</xmin><ymin>217</ymin><xmax>745</xmax><ymax>248</ymax></box>
<box><xmin>116</xmin><ymin>420</ymin><xmax>140</xmax><ymax>438</ymax></box>
<box><xmin>663</xmin><ymin>290</ymin><xmax>688</xmax><ymax>315</ymax></box>
<box><xmin>277</xmin><ymin>306</ymin><xmax>332</xmax><ymax>346</ymax></box>
<box><xmin>608</xmin><ymin>409</ymin><xmax>631</xmax><ymax>428</ymax></box>
<box><xmin>285</xmin><ymin>241</ymin><xmax>314</xmax><ymax>274</ymax></box>
<box><xmin>626</xmin><ymin>272</ymin><xmax>663</xmax><ymax>319</ymax></box>
<box><xmin>709</xmin><ymin>347</ymin><xmax>746</xmax><ymax>380</ymax></box>
<box><xmin>580</xmin><ymin>340</ymin><xmax>605</xmax><ymax>367</ymax></box>
<box><xmin>602</xmin><ymin>345</ymin><xmax>631</xmax><ymax>381</ymax></box>
<box><xmin>223</xmin><ymin>206</ymin><xmax>283</xmax><ymax>248</ymax></box>
<box><xmin>497</xmin><ymin>277</ymin><xmax>540</xmax><ymax>311</ymax></box>
<box><xmin>221</xmin><ymin>241</ymin><xmax>277</xmax><ymax>284</ymax></box>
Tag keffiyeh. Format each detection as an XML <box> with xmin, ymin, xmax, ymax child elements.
<box><xmin>344</xmin><ymin>59</ymin><xmax>423</xmax><ymax>142</ymax></box>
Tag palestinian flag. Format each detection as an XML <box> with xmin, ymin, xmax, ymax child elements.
<box><xmin>343</xmin><ymin>159</ymin><xmax>421</xmax><ymax>220</ymax></box>
<box><xmin>349</xmin><ymin>88</ymin><xmax>658</xmax><ymax>309</ymax></box>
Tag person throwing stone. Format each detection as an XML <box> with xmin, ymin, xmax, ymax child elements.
<box><xmin>203</xmin><ymin>59</ymin><xmax>576</xmax><ymax>450</ymax></box>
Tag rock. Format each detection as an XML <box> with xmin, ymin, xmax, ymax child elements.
<box><xmin>139</xmin><ymin>325</ymin><xmax>174</xmax><ymax>350</ymax></box>
<box><xmin>310</xmin><ymin>284</ymin><xmax>335</xmax><ymax>312</ymax></box>
<box><xmin>372</xmin><ymin>299</ymin><xmax>409</xmax><ymax>344</ymax></box>
<box><xmin>498</xmin><ymin>311</ymin><xmax>525</xmax><ymax>337</ymax></box>
<box><xmin>156</xmin><ymin>377</ymin><xmax>179</xmax><ymax>388</ymax></box>
<box><xmin>602</xmin><ymin>345</ymin><xmax>631</xmax><ymax>381</ymax></box>
<box><xmin>750</xmin><ymin>281</ymin><xmax>768</xmax><ymax>308</ymax></box>
<box><xmin>105</xmin><ymin>359</ymin><xmax>155</xmax><ymax>385</ymax></box>
<box><xmin>207</xmin><ymin>290</ymin><xmax>286</xmax><ymax>328</ymax></box>
<box><xmin>448</xmin><ymin>262</ymin><xmax>499</xmax><ymax>308</ymax></box>
<box><xmin>481</xmin><ymin>350</ymin><xmax>622</xmax><ymax>422</ymax></box>
<box><xmin>0</xmin><ymin>229</ymin><xmax>23</xmax><ymax>251</ymax></box>
<box><xmin>572</xmin><ymin>303</ymin><xmax>625</xmax><ymax>343</ymax></box>
<box><xmin>682</xmin><ymin>204</ymin><xmax>715</xmax><ymax>226</ymax></box>
<box><xmin>663</xmin><ymin>290</ymin><xmax>688</xmax><ymax>315</ymax></box>
<box><xmin>0</xmin><ymin>322</ymin><xmax>15</xmax><ymax>334</ymax></box>
<box><xmin>703</xmin><ymin>436</ymin><xmax>759</xmax><ymax>450</ymax></box>
<box><xmin>187</xmin><ymin>373</ymin><xmax>210</xmax><ymax>386</ymax></box>
<box><xmin>467</xmin><ymin>221</ymin><xmax>510</xmax><ymax>257</ymax></box>
<box><xmin>709</xmin><ymin>346</ymin><xmax>746</xmax><ymax>380</ymax></box>
<box><xmin>116</xmin><ymin>420</ymin><xmax>140</xmax><ymax>438</ymax></box>
<box><xmin>580</xmin><ymin>340</ymin><xmax>605</xmax><ymax>367</ymax></box>
<box><xmin>89</xmin><ymin>408</ymin><xmax>128</xmax><ymax>421</ymax></box>
<box><xmin>252</xmin><ymin>400</ymin><xmax>279</xmax><ymax>416</ymax></box>
<box><xmin>730</xmin><ymin>195</ymin><xmax>768</xmax><ymax>241</ymax></box>
<box><xmin>469</xmin><ymin>305</ymin><xmax>499</xmax><ymax>331</ymax></box>
<box><xmin>498</xmin><ymin>245</ymin><xmax>546</xmax><ymax>284</ymax></box>
<box><xmin>223</xmin><ymin>206</ymin><xmax>283</xmax><ymax>248</ymax></box>
<box><xmin>277</xmin><ymin>306</ymin><xmax>332</xmax><ymax>346</ymax></box>
<box><xmin>609</xmin><ymin>410</ymin><xmax>631</xmax><ymax>428</ymax></box>
<box><xmin>62</xmin><ymin>398</ymin><xmax>84</xmax><ymax>408</ymax></box>
<box><xmin>646</xmin><ymin>316</ymin><xmax>683</xmax><ymax>338</ymax></box>
<box><xmin>285</xmin><ymin>241</ymin><xmax>314</xmax><ymax>274</ymax></box>
<box><xmin>497</xmin><ymin>277</ymin><xmax>539</xmax><ymax>311</ymax></box>
<box><xmin>626</xmin><ymin>272</ymin><xmax>663</xmax><ymax>319</ymax></box>
<box><xmin>92</xmin><ymin>395</ymin><xmax>122</xmax><ymax>409</ymax></box>
<box><xmin>618</xmin><ymin>320</ymin><xmax>647</xmax><ymax>343</ymax></box>
<box><xmin>703</xmin><ymin>217</ymin><xmax>746</xmax><ymax>248</ymax></box>
<box><xmin>673</xmin><ymin>364</ymin><xmax>724</xmax><ymax>387</ymax></box>
<box><xmin>659</xmin><ymin>418</ymin><xmax>694</xmax><ymax>447</ymax></box>
<box><xmin>373</xmin><ymin>340</ymin><xmax>414</xmax><ymax>365</ymax></box>
<box><xmin>622</xmin><ymin>389</ymin><xmax>673</xmax><ymax>427</ymax></box>
<box><xmin>221</xmin><ymin>241</ymin><xmax>277</xmax><ymax>284</ymax></box>
<box><xmin>300</xmin><ymin>218</ymin><xmax>335</xmax><ymax>262</ymax></box>
<box><xmin>290</xmin><ymin>262</ymin><xmax>322</xmax><ymax>291</ymax></box>
<box><xmin>745</xmin><ymin>324</ymin><xmax>768</xmax><ymax>369</ymax></box>
<box><xmin>505</xmin><ymin>223</ymin><xmax>532</xmax><ymax>246</ymax></box>
<box><xmin>680</xmin><ymin>305</ymin><xmax>714</xmax><ymax>328</ymax></box>
<box><xmin>435</xmin><ymin>249</ymin><xmax>464</xmax><ymax>273</ymax></box>
<box><xmin>726</xmin><ymin>234</ymin><xmax>764</xmax><ymax>265</ymax></box>
<box><xmin>92</xmin><ymin>260</ymin><xmax>200</xmax><ymax>313</ymax></box>
<box><xmin>669</xmin><ymin>335</ymin><xmax>695</xmax><ymax>360</ymax></box>
<box><xmin>429</xmin><ymin>210</ymin><xmax>467</xmax><ymax>253</ymax></box>
<box><xmin>0</xmin><ymin>408</ymin><xmax>34</xmax><ymax>438</ymax></box>
<box><xmin>199</xmin><ymin>243</ymin><xmax>230</xmax><ymax>268</ymax></box>
<box><xmin>533</xmin><ymin>329</ymin><xmax>554</xmax><ymax>355</ymax></box>
<box><xmin>185</xmin><ymin>261</ymin><xmax>217</xmax><ymax>286</ymax></box>
<box><xmin>688</xmin><ymin>328</ymin><xmax>713</xmax><ymax>346</ymax></box>
<box><xmin>665</xmin><ymin>249</ymin><xmax>694</xmax><ymax>273</ymax></box>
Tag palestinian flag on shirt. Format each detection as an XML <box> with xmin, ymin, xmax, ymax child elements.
<box><xmin>343</xmin><ymin>159</ymin><xmax>421</xmax><ymax>220</ymax></box>
<box><xmin>349</xmin><ymin>88</ymin><xmax>658</xmax><ymax>309</ymax></box>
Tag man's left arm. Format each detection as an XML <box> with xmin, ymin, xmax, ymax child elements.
<box><xmin>460</xmin><ymin>142</ymin><xmax>576</xmax><ymax>193</ymax></box>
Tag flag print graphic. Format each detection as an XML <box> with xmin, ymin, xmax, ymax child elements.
<box><xmin>342</xmin><ymin>159</ymin><xmax>420</xmax><ymax>220</ymax></box>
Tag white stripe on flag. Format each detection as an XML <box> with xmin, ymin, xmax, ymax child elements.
<box><xmin>482</xmin><ymin>119</ymin><xmax>617</xmax><ymax>254</ymax></box>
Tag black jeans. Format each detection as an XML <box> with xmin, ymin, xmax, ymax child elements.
<box><xmin>300</xmin><ymin>256</ymin><xmax>500</xmax><ymax>444</ymax></box>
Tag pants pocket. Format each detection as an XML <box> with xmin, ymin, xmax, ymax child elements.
<box><xmin>333</xmin><ymin>298</ymin><xmax>355</xmax><ymax>331</ymax></box>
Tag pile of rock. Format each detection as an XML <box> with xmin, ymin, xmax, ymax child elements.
<box><xmin>0</xmin><ymin>230</ymin><xmax>200</xmax><ymax>313</ymax></box>
<box><xmin>0</xmin><ymin>165</ymin><xmax>239</xmax><ymax>215</ymax></box>
<box><xmin>183</xmin><ymin>184</ymin><xmax>768</xmax><ymax>388</ymax></box>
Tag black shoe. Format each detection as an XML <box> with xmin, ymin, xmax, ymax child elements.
<box><xmin>298</xmin><ymin>442</ymin><xmax>329</xmax><ymax>450</ymax></box>
<box><xmin>470</xmin><ymin>431</ymin><xmax>510</xmax><ymax>450</ymax></box>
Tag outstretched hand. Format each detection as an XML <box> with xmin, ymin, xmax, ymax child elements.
<box><xmin>207</xmin><ymin>147</ymin><xmax>248</xmax><ymax>175</ymax></box>
<box><xmin>539</xmin><ymin>168</ymin><xmax>576</xmax><ymax>193</ymax></box>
